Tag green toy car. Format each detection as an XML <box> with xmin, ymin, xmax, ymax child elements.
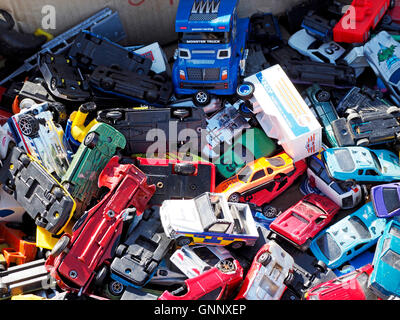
<box><xmin>61</xmin><ymin>122</ymin><xmax>126</xmax><ymax>217</ymax></box>
<box><xmin>216</xmin><ymin>128</ymin><xmax>277</xmax><ymax>179</ymax></box>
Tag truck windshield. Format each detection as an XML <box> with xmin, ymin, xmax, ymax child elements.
<box><xmin>179</xmin><ymin>32</ymin><xmax>230</xmax><ymax>44</ymax></box>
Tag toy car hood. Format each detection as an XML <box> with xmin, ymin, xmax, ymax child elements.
<box><xmin>375</xmin><ymin>149</ymin><xmax>400</xmax><ymax>177</ymax></box>
<box><xmin>215</xmin><ymin>175</ymin><xmax>242</xmax><ymax>193</ymax></box>
<box><xmin>160</xmin><ymin>199</ymin><xmax>205</xmax><ymax>235</ymax></box>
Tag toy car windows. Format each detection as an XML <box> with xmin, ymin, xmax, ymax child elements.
<box><xmin>237</xmin><ymin>166</ymin><xmax>252</xmax><ymax>182</ymax></box>
<box><xmin>320</xmin><ymin>170</ymin><xmax>332</xmax><ymax>184</ymax></box>
<box><xmin>268</xmin><ymin>157</ymin><xmax>286</xmax><ymax>167</ymax></box>
<box><xmin>208</xmin><ymin>222</ymin><xmax>230</xmax><ymax>233</ymax></box>
<box><xmin>316</xmin><ymin>233</ymin><xmax>342</xmax><ymax>261</ymax></box>
<box><xmin>333</xmin><ymin>149</ymin><xmax>355</xmax><ymax>172</ymax></box>
<box><xmin>366</xmin><ymin>169</ymin><xmax>379</xmax><ymax>176</ymax></box>
<box><xmin>193</xmin><ymin>247</ymin><xmax>219</xmax><ymax>266</ymax></box>
<box><xmin>370</xmin><ymin>151</ymin><xmax>383</xmax><ymax>172</ymax></box>
<box><xmin>309</xmin><ymin>157</ymin><xmax>322</xmax><ymax>173</ymax></box>
<box><xmin>330</xmin><ymin>182</ymin><xmax>346</xmax><ymax>195</ymax></box>
<box><xmin>264</xmin><ymin>181</ymin><xmax>275</xmax><ymax>192</ymax></box>
<box><xmin>291</xmin><ymin>212</ymin><xmax>309</xmax><ymax>224</ymax></box>
<box><xmin>348</xmin><ymin>216</ymin><xmax>371</xmax><ymax>239</ymax></box>
<box><xmin>383</xmin><ymin>188</ymin><xmax>400</xmax><ymax>214</ymax></box>
<box><xmin>251</xmin><ymin>170</ymin><xmax>266</xmax><ymax>182</ymax></box>
<box><xmin>381</xmin><ymin>249</ymin><xmax>400</xmax><ymax>271</ymax></box>
<box><xmin>358</xmin><ymin>170</ymin><xmax>364</xmax><ymax>175</ymax></box>
<box><xmin>389</xmin><ymin>225</ymin><xmax>400</xmax><ymax>239</ymax></box>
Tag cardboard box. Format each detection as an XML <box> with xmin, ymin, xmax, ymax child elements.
<box><xmin>245</xmin><ymin>64</ymin><xmax>322</xmax><ymax>162</ymax></box>
<box><xmin>0</xmin><ymin>0</ymin><xmax>302</xmax><ymax>45</ymax></box>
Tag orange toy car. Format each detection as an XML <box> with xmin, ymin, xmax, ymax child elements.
<box><xmin>0</xmin><ymin>222</ymin><xmax>37</xmax><ymax>268</ymax></box>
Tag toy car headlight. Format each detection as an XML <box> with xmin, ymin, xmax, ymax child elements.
<box><xmin>217</xmin><ymin>48</ymin><xmax>231</xmax><ymax>59</ymax></box>
<box><xmin>179</xmin><ymin>48</ymin><xmax>191</xmax><ymax>59</ymax></box>
<box><xmin>221</xmin><ymin>69</ymin><xmax>228</xmax><ymax>80</ymax></box>
<box><xmin>179</xmin><ymin>70</ymin><xmax>186</xmax><ymax>80</ymax></box>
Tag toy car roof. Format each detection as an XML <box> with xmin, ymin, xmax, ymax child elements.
<box><xmin>325</xmin><ymin>147</ymin><xmax>378</xmax><ymax>172</ymax></box>
<box><xmin>175</xmin><ymin>0</ymin><xmax>238</xmax><ymax>32</ymax></box>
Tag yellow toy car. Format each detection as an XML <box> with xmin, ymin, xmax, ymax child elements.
<box><xmin>215</xmin><ymin>152</ymin><xmax>297</xmax><ymax>203</ymax></box>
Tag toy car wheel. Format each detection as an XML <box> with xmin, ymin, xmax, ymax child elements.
<box><xmin>390</xmin><ymin>0</ymin><xmax>396</xmax><ymax>8</ymax></box>
<box><xmin>35</xmin><ymin>216</ymin><xmax>47</xmax><ymax>228</ymax></box>
<box><xmin>50</xmin><ymin>235</ymin><xmax>70</xmax><ymax>257</ymax></box>
<box><xmin>2</xmin><ymin>184</ymin><xmax>14</xmax><ymax>195</ymax></box>
<box><xmin>238</xmin><ymin>102</ymin><xmax>254</xmax><ymax>118</ymax></box>
<box><xmin>94</xmin><ymin>265</ymin><xmax>108</xmax><ymax>287</ymax></box>
<box><xmin>153</xmin><ymin>74</ymin><xmax>167</xmax><ymax>83</ymax></box>
<box><xmin>105</xmin><ymin>110</ymin><xmax>123</xmax><ymax>122</ymax></box>
<box><xmin>80</xmin><ymin>102</ymin><xmax>97</xmax><ymax>113</ymax></box>
<box><xmin>258</xmin><ymin>253</ymin><xmax>272</xmax><ymax>266</ymax></box>
<box><xmin>316</xmin><ymin>90</ymin><xmax>331</xmax><ymax>102</ymax></box>
<box><xmin>284</xmin><ymin>272</ymin><xmax>295</xmax><ymax>286</ymax></box>
<box><xmin>84</xmin><ymin>132</ymin><xmax>99</xmax><ymax>149</ymax></box>
<box><xmin>145</xmin><ymin>89</ymin><xmax>160</xmax><ymax>103</ymax></box>
<box><xmin>344</xmin><ymin>108</ymin><xmax>357</xmax><ymax>116</ymax></box>
<box><xmin>19</xmin><ymin>154</ymin><xmax>31</xmax><ymax>167</ymax></box>
<box><xmin>228</xmin><ymin>193</ymin><xmax>241</xmax><ymax>203</ymax></box>
<box><xmin>229</xmin><ymin>241</ymin><xmax>245</xmax><ymax>250</ymax></box>
<box><xmin>176</xmin><ymin>237</ymin><xmax>192</xmax><ymax>247</ymax></box>
<box><xmin>217</xmin><ymin>260</ymin><xmax>236</xmax><ymax>273</ymax></box>
<box><xmin>18</xmin><ymin>114</ymin><xmax>39</xmax><ymax>137</ymax></box>
<box><xmin>53</xmin><ymin>187</ymin><xmax>65</xmax><ymax>201</ymax></box>
<box><xmin>356</xmin><ymin>138</ymin><xmax>369</xmax><ymax>147</ymax></box>
<box><xmin>115</xmin><ymin>244</ymin><xmax>127</xmax><ymax>258</ymax></box>
<box><xmin>262</xmin><ymin>205</ymin><xmax>279</xmax><ymax>219</ymax></box>
<box><xmin>100</xmin><ymin>77</ymin><xmax>115</xmax><ymax>90</ymax></box>
<box><xmin>299</xmin><ymin>239</ymin><xmax>312</xmax><ymax>252</ymax></box>
<box><xmin>0</xmin><ymin>283</ymin><xmax>8</xmax><ymax>295</ymax></box>
<box><xmin>107</xmin><ymin>280</ymin><xmax>124</xmax><ymax>297</ymax></box>
<box><xmin>236</xmin><ymin>82</ymin><xmax>255</xmax><ymax>100</ymax></box>
<box><xmin>342</xmin><ymin>179</ymin><xmax>356</xmax><ymax>189</ymax></box>
<box><xmin>49</xmin><ymin>102</ymin><xmax>68</xmax><ymax>124</ymax></box>
<box><xmin>172</xmin><ymin>109</ymin><xmax>190</xmax><ymax>120</ymax></box>
<box><xmin>347</xmin><ymin>112</ymin><xmax>361</xmax><ymax>122</ymax></box>
<box><xmin>0</xmin><ymin>264</ymin><xmax>5</xmax><ymax>272</ymax></box>
<box><xmin>193</xmin><ymin>91</ymin><xmax>211</xmax><ymax>107</ymax></box>
<box><xmin>145</xmin><ymin>261</ymin><xmax>158</xmax><ymax>274</ymax></box>
<box><xmin>315</xmin><ymin>260</ymin><xmax>327</xmax><ymax>273</ymax></box>
<box><xmin>387</xmin><ymin>106</ymin><xmax>400</xmax><ymax>115</ymax></box>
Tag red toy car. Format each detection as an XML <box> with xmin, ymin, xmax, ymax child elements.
<box><xmin>269</xmin><ymin>193</ymin><xmax>340</xmax><ymax>251</ymax></box>
<box><xmin>0</xmin><ymin>222</ymin><xmax>37</xmax><ymax>268</ymax></box>
<box><xmin>304</xmin><ymin>264</ymin><xmax>379</xmax><ymax>300</ymax></box>
<box><xmin>239</xmin><ymin>160</ymin><xmax>307</xmax><ymax>211</ymax></box>
<box><xmin>45</xmin><ymin>156</ymin><xmax>156</xmax><ymax>294</ymax></box>
<box><xmin>333</xmin><ymin>0</ymin><xmax>392</xmax><ymax>43</ymax></box>
<box><xmin>389</xmin><ymin>0</ymin><xmax>400</xmax><ymax>23</ymax></box>
<box><xmin>158</xmin><ymin>260</ymin><xmax>243</xmax><ymax>300</ymax></box>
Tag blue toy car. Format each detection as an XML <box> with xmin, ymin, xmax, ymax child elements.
<box><xmin>371</xmin><ymin>183</ymin><xmax>400</xmax><ymax>218</ymax></box>
<box><xmin>310</xmin><ymin>202</ymin><xmax>387</xmax><ymax>269</ymax></box>
<box><xmin>172</xmin><ymin>0</ymin><xmax>249</xmax><ymax>101</ymax></box>
<box><xmin>333</xmin><ymin>248</ymin><xmax>375</xmax><ymax>277</ymax></box>
<box><xmin>368</xmin><ymin>218</ymin><xmax>400</xmax><ymax>299</ymax></box>
<box><xmin>322</xmin><ymin>146</ymin><xmax>400</xmax><ymax>187</ymax></box>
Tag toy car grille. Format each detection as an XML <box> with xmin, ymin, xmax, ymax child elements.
<box><xmin>187</xmin><ymin>68</ymin><xmax>220</xmax><ymax>81</ymax></box>
<box><xmin>189</xmin><ymin>13</ymin><xmax>218</xmax><ymax>21</ymax></box>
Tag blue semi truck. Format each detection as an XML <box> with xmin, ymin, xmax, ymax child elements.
<box><xmin>173</xmin><ymin>0</ymin><xmax>249</xmax><ymax>105</ymax></box>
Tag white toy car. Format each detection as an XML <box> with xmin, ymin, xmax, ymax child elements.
<box><xmin>170</xmin><ymin>245</ymin><xmax>234</xmax><ymax>278</ymax></box>
<box><xmin>235</xmin><ymin>241</ymin><xmax>295</xmax><ymax>300</ymax></box>
<box><xmin>160</xmin><ymin>192</ymin><xmax>259</xmax><ymax>250</ymax></box>
<box><xmin>306</xmin><ymin>154</ymin><xmax>363</xmax><ymax>209</ymax></box>
<box><xmin>0</xmin><ymin>123</ymin><xmax>14</xmax><ymax>160</ymax></box>
<box><xmin>288</xmin><ymin>29</ymin><xmax>346</xmax><ymax>65</ymax></box>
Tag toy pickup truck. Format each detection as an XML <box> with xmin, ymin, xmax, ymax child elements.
<box><xmin>160</xmin><ymin>192</ymin><xmax>258</xmax><ymax>250</ymax></box>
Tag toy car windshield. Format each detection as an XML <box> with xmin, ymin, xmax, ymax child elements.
<box><xmin>237</xmin><ymin>166</ymin><xmax>252</xmax><ymax>182</ymax></box>
<box><xmin>381</xmin><ymin>187</ymin><xmax>400</xmax><ymax>215</ymax></box>
<box><xmin>194</xmin><ymin>193</ymin><xmax>229</xmax><ymax>230</ymax></box>
<box><xmin>315</xmin><ymin>233</ymin><xmax>342</xmax><ymax>261</ymax></box>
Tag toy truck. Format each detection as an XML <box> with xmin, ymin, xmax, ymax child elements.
<box><xmin>172</xmin><ymin>0</ymin><xmax>249</xmax><ymax>102</ymax></box>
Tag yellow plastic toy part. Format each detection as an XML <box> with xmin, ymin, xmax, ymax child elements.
<box><xmin>11</xmin><ymin>294</ymin><xmax>46</xmax><ymax>300</ymax></box>
<box><xmin>36</xmin><ymin>220</ymin><xmax>74</xmax><ymax>250</ymax></box>
<box><xmin>70</xmin><ymin>110</ymin><xmax>99</xmax><ymax>143</ymax></box>
<box><xmin>34</xmin><ymin>28</ymin><xmax>54</xmax><ymax>42</ymax></box>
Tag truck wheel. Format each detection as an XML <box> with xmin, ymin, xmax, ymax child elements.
<box><xmin>18</xmin><ymin>114</ymin><xmax>39</xmax><ymax>137</ymax></box>
<box><xmin>145</xmin><ymin>261</ymin><xmax>158</xmax><ymax>274</ymax></box>
<box><xmin>228</xmin><ymin>193</ymin><xmax>241</xmax><ymax>203</ymax></box>
<box><xmin>237</xmin><ymin>82</ymin><xmax>255</xmax><ymax>100</ymax></box>
<box><xmin>258</xmin><ymin>253</ymin><xmax>272</xmax><ymax>266</ymax></box>
<box><xmin>387</xmin><ymin>106</ymin><xmax>400</xmax><ymax>115</ymax></box>
<box><xmin>193</xmin><ymin>91</ymin><xmax>211</xmax><ymax>107</ymax></box>
<box><xmin>53</xmin><ymin>187</ymin><xmax>65</xmax><ymax>201</ymax></box>
<box><xmin>50</xmin><ymin>235</ymin><xmax>70</xmax><ymax>257</ymax></box>
<box><xmin>107</xmin><ymin>280</ymin><xmax>124</xmax><ymax>297</ymax></box>
<box><xmin>238</xmin><ymin>102</ymin><xmax>253</xmax><ymax>118</ymax></box>
<box><xmin>145</xmin><ymin>89</ymin><xmax>159</xmax><ymax>103</ymax></box>
<box><xmin>315</xmin><ymin>260</ymin><xmax>327</xmax><ymax>273</ymax></box>
<box><xmin>176</xmin><ymin>237</ymin><xmax>192</xmax><ymax>247</ymax></box>
<box><xmin>84</xmin><ymin>132</ymin><xmax>99</xmax><ymax>149</ymax></box>
<box><xmin>347</xmin><ymin>112</ymin><xmax>361</xmax><ymax>122</ymax></box>
<box><xmin>262</xmin><ymin>205</ymin><xmax>279</xmax><ymax>219</ymax></box>
<box><xmin>229</xmin><ymin>241</ymin><xmax>245</xmax><ymax>250</ymax></box>
<box><xmin>172</xmin><ymin>109</ymin><xmax>190</xmax><ymax>120</ymax></box>
<box><xmin>284</xmin><ymin>272</ymin><xmax>295</xmax><ymax>286</ymax></box>
<box><xmin>316</xmin><ymin>90</ymin><xmax>331</xmax><ymax>102</ymax></box>
<box><xmin>100</xmin><ymin>77</ymin><xmax>115</xmax><ymax>90</ymax></box>
<box><xmin>217</xmin><ymin>260</ymin><xmax>236</xmax><ymax>273</ymax></box>
<box><xmin>115</xmin><ymin>244</ymin><xmax>127</xmax><ymax>258</ymax></box>
<box><xmin>94</xmin><ymin>265</ymin><xmax>108</xmax><ymax>287</ymax></box>
<box><xmin>343</xmin><ymin>179</ymin><xmax>356</xmax><ymax>189</ymax></box>
<box><xmin>356</xmin><ymin>138</ymin><xmax>369</xmax><ymax>147</ymax></box>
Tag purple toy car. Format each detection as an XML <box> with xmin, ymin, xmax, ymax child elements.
<box><xmin>371</xmin><ymin>183</ymin><xmax>400</xmax><ymax>218</ymax></box>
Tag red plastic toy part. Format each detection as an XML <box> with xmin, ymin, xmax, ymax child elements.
<box><xmin>0</xmin><ymin>222</ymin><xmax>37</xmax><ymax>267</ymax></box>
<box><xmin>45</xmin><ymin>156</ymin><xmax>156</xmax><ymax>293</ymax></box>
<box><xmin>158</xmin><ymin>259</ymin><xmax>243</xmax><ymax>300</ymax></box>
<box><xmin>269</xmin><ymin>193</ymin><xmax>340</xmax><ymax>251</ymax></box>
<box><xmin>304</xmin><ymin>264</ymin><xmax>376</xmax><ymax>300</ymax></box>
<box><xmin>333</xmin><ymin>0</ymin><xmax>391</xmax><ymax>43</ymax></box>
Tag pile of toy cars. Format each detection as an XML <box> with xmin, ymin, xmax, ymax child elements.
<box><xmin>1</xmin><ymin>0</ymin><xmax>400</xmax><ymax>301</ymax></box>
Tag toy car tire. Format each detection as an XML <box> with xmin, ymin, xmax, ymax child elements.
<box><xmin>228</xmin><ymin>241</ymin><xmax>245</xmax><ymax>250</ymax></box>
<box><xmin>172</xmin><ymin>109</ymin><xmax>190</xmax><ymax>120</ymax></box>
<box><xmin>176</xmin><ymin>237</ymin><xmax>192</xmax><ymax>247</ymax></box>
<box><xmin>107</xmin><ymin>280</ymin><xmax>124</xmax><ymax>297</ymax></box>
<box><xmin>153</xmin><ymin>74</ymin><xmax>168</xmax><ymax>83</ymax></box>
<box><xmin>236</xmin><ymin>82</ymin><xmax>255</xmax><ymax>100</ymax></box>
<box><xmin>356</xmin><ymin>138</ymin><xmax>369</xmax><ymax>147</ymax></box>
<box><xmin>342</xmin><ymin>179</ymin><xmax>356</xmax><ymax>189</ymax></box>
<box><xmin>299</xmin><ymin>239</ymin><xmax>312</xmax><ymax>252</ymax></box>
<box><xmin>216</xmin><ymin>259</ymin><xmax>236</xmax><ymax>273</ymax></box>
<box><xmin>53</xmin><ymin>187</ymin><xmax>65</xmax><ymax>201</ymax></box>
<box><xmin>387</xmin><ymin>106</ymin><xmax>400</xmax><ymax>115</ymax></box>
<box><xmin>35</xmin><ymin>216</ymin><xmax>47</xmax><ymax>228</ymax></box>
<box><xmin>390</xmin><ymin>0</ymin><xmax>396</xmax><ymax>8</ymax></box>
<box><xmin>258</xmin><ymin>253</ymin><xmax>272</xmax><ymax>266</ymax></box>
<box><xmin>344</xmin><ymin>108</ymin><xmax>357</xmax><ymax>116</ymax></box>
<box><xmin>2</xmin><ymin>184</ymin><xmax>14</xmax><ymax>195</ymax></box>
<box><xmin>284</xmin><ymin>272</ymin><xmax>295</xmax><ymax>286</ymax></box>
<box><xmin>49</xmin><ymin>102</ymin><xmax>68</xmax><ymax>124</ymax></box>
<box><xmin>94</xmin><ymin>265</ymin><xmax>109</xmax><ymax>286</ymax></box>
<box><xmin>262</xmin><ymin>205</ymin><xmax>279</xmax><ymax>219</ymax></box>
<box><xmin>316</xmin><ymin>90</ymin><xmax>331</xmax><ymax>102</ymax></box>
<box><xmin>19</xmin><ymin>154</ymin><xmax>31</xmax><ymax>168</ymax></box>
<box><xmin>145</xmin><ymin>89</ymin><xmax>160</xmax><ymax>103</ymax></box>
<box><xmin>193</xmin><ymin>91</ymin><xmax>211</xmax><ymax>107</ymax></box>
<box><xmin>228</xmin><ymin>193</ymin><xmax>241</xmax><ymax>203</ymax></box>
<box><xmin>0</xmin><ymin>264</ymin><xmax>5</xmax><ymax>272</ymax></box>
<box><xmin>80</xmin><ymin>102</ymin><xmax>97</xmax><ymax>114</ymax></box>
<box><xmin>238</xmin><ymin>102</ymin><xmax>254</xmax><ymax>118</ymax></box>
<box><xmin>18</xmin><ymin>114</ymin><xmax>39</xmax><ymax>137</ymax></box>
<box><xmin>347</xmin><ymin>112</ymin><xmax>361</xmax><ymax>122</ymax></box>
<box><xmin>100</xmin><ymin>77</ymin><xmax>115</xmax><ymax>90</ymax></box>
<box><xmin>145</xmin><ymin>261</ymin><xmax>158</xmax><ymax>274</ymax></box>
<box><xmin>269</xmin><ymin>232</ymin><xmax>278</xmax><ymax>241</ymax></box>
<box><xmin>50</xmin><ymin>235</ymin><xmax>70</xmax><ymax>257</ymax></box>
<box><xmin>115</xmin><ymin>244</ymin><xmax>128</xmax><ymax>258</ymax></box>
<box><xmin>315</xmin><ymin>260</ymin><xmax>327</xmax><ymax>273</ymax></box>
<box><xmin>84</xmin><ymin>132</ymin><xmax>99</xmax><ymax>149</ymax></box>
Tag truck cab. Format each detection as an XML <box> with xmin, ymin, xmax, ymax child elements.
<box><xmin>173</xmin><ymin>0</ymin><xmax>249</xmax><ymax>99</ymax></box>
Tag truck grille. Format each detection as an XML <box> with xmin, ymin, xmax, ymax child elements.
<box><xmin>187</xmin><ymin>68</ymin><xmax>220</xmax><ymax>81</ymax></box>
